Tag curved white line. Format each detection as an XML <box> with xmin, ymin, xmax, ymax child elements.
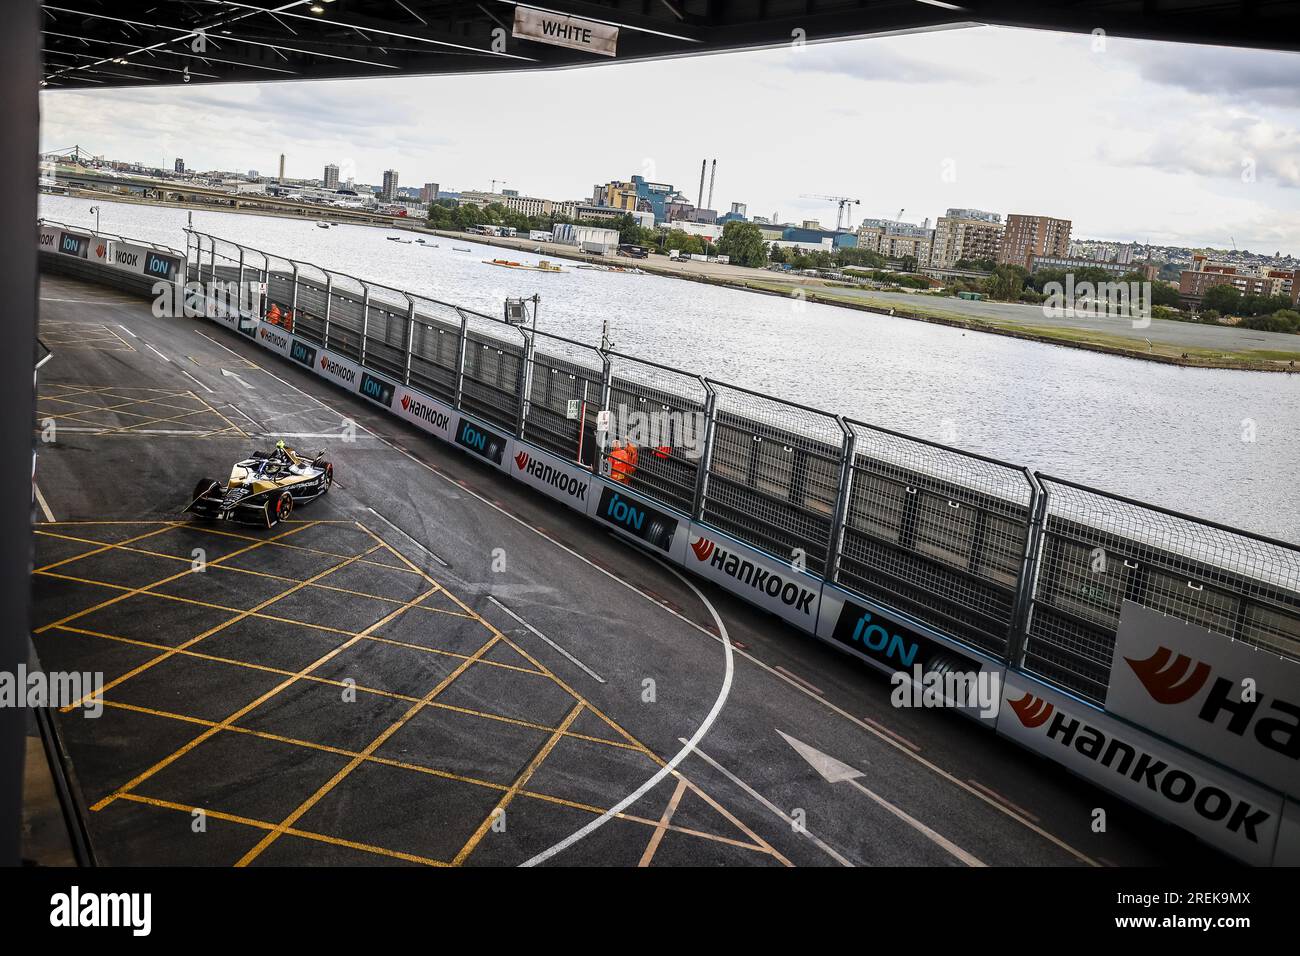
<box><xmin>519</xmin><ymin>560</ymin><xmax>734</xmax><ymax>867</ymax></box>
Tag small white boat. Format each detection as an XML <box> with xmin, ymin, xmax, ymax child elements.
<box><xmin>453</xmin><ymin>246</ymin><xmax>472</xmax><ymax>252</ymax></box>
<box><xmin>316</xmin><ymin>221</ymin><xmax>331</xmax><ymax>228</ymax></box>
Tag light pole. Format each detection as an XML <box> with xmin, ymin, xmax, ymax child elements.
<box><xmin>88</xmin><ymin>205</ymin><xmax>100</xmax><ymax>233</ymax></box>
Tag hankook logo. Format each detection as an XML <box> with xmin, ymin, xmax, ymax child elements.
<box><xmin>689</xmin><ymin>535</ymin><xmax>815</xmax><ymax>614</ymax></box>
<box><xmin>512</xmin><ymin>451</ymin><xmax>588</xmax><ymax>501</ymax></box>
<box><xmin>1125</xmin><ymin>646</ymin><xmax>1211</xmax><ymax>705</ymax></box>
<box><xmin>1009</xmin><ymin>692</ymin><xmax>1055</xmax><ymax>728</ymax></box>
<box><xmin>259</xmin><ymin>326</ymin><xmax>288</xmax><ymax>349</ymax></box>
<box><xmin>319</xmin><ymin>354</ymin><xmax>356</xmax><ymax>384</ymax></box>
<box><xmin>399</xmin><ymin>392</ymin><xmax>451</xmax><ymax>431</ymax></box>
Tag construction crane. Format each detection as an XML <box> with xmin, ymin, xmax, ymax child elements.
<box><xmin>895</xmin><ymin>208</ymin><xmax>905</xmax><ymax>222</ymax></box>
<box><xmin>801</xmin><ymin>194</ymin><xmax>861</xmax><ymax>231</ymax></box>
<box><xmin>491</xmin><ymin>179</ymin><xmax>507</xmax><ymax>193</ymax></box>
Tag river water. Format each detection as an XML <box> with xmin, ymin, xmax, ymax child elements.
<box><xmin>40</xmin><ymin>195</ymin><xmax>1300</xmax><ymax>542</ymax></box>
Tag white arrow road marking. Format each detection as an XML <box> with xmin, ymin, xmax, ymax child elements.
<box><xmin>487</xmin><ymin>595</ymin><xmax>604</xmax><ymax>683</ymax></box>
<box><xmin>520</xmin><ymin>560</ymin><xmax>734</xmax><ymax>867</ymax></box>
<box><xmin>681</xmin><ymin>738</ymin><xmax>854</xmax><ymax>867</ymax></box>
<box><xmin>778</xmin><ymin>730</ymin><xmax>985</xmax><ymax>867</ymax></box>
<box><xmin>221</xmin><ymin>368</ymin><xmax>254</xmax><ymax>389</ymax></box>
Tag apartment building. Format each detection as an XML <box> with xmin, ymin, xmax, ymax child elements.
<box><xmin>997</xmin><ymin>214</ymin><xmax>1071</xmax><ymax>269</ymax></box>
<box><xmin>1178</xmin><ymin>255</ymin><xmax>1300</xmax><ymax>305</ymax></box>
<box><xmin>931</xmin><ymin>211</ymin><xmax>1005</xmax><ymax>269</ymax></box>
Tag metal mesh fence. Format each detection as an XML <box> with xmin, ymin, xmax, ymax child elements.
<box><xmin>291</xmin><ymin>262</ymin><xmax>330</xmax><ymax>345</ymax></box>
<box><xmin>604</xmin><ymin>352</ymin><xmax>707</xmax><ymax>515</ymax></box>
<box><xmin>524</xmin><ymin>330</ymin><xmax>605</xmax><ymax>465</ymax></box>
<box><xmin>459</xmin><ymin>311</ymin><xmax>525</xmax><ymax>432</ymax></box>
<box><xmin>408</xmin><ymin>295</ymin><xmax>465</xmax><ymax>403</ymax></box>
<box><xmin>362</xmin><ymin>283</ymin><xmax>410</xmax><ymax>381</ymax></box>
<box><xmin>1024</xmin><ymin>476</ymin><xmax>1300</xmax><ymax>702</ymax></box>
<box><xmin>702</xmin><ymin>383</ymin><xmax>844</xmax><ymax>577</ymax></box>
<box><xmin>840</xmin><ymin>422</ymin><xmax>1035</xmax><ymax>657</ymax></box>
<box><xmin>323</xmin><ymin>273</ymin><xmax>366</xmax><ymax>362</ymax></box>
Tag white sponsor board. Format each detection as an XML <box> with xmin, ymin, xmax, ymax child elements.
<box><xmin>998</xmin><ymin>670</ymin><xmax>1284</xmax><ymax>865</ymax></box>
<box><xmin>391</xmin><ymin>384</ymin><xmax>457</xmax><ymax>443</ymax></box>
<box><xmin>506</xmin><ymin>440</ymin><xmax>592</xmax><ymax>513</ymax></box>
<box><xmin>817</xmin><ymin>582</ymin><xmax>1002</xmax><ymax>723</ymax></box>
<box><xmin>1108</xmin><ymin>601</ymin><xmax>1300</xmax><ymax>796</ymax></box>
<box><xmin>255</xmin><ymin>322</ymin><xmax>292</xmax><ymax>357</ymax></box>
<box><xmin>587</xmin><ymin>477</ymin><xmax>689</xmax><ymax>565</ymax></box>
<box><xmin>312</xmin><ymin>347</ymin><xmax>361</xmax><ymax>394</ymax></box>
<box><xmin>38</xmin><ymin>226</ymin><xmax>59</xmax><ymax>251</ymax></box>
<box><xmin>685</xmin><ymin>524</ymin><xmax>820</xmax><ymax>633</ymax></box>
<box><xmin>512</xmin><ymin>7</ymin><xmax>618</xmax><ymax>56</ymax></box>
<box><xmin>108</xmin><ymin>241</ymin><xmax>149</xmax><ymax>274</ymax></box>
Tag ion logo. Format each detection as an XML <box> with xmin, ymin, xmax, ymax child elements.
<box><xmin>289</xmin><ymin>340</ymin><xmax>317</xmax><ymax>368</ymax></box>
<box><xmin>58</xmin><ymin>233</ymin><xmax>89</xmax><ymax>258</ymax></box>
<box><xmin>596</xmin><ymin>486</ymin><xmax>677</xmax><ymax>552</ymax></box>
<box><xmin>144</xmin><ymin>250</ymin><xmax>178</xmax><ymax>279</ymax></box>
<box><xmin>454</xmin><ymin>418</ymin><xmax>505</xmax><ymax>465</ymax></box>
<box><xmin>829</xmin><ymin>597</ymin><xmax>971</xmax><ymax>673</ymax></box>
<box><xmin>359</xmin><ymin>371</ymin><xmax>394</xmax><ymax>408</ymax></box>
<box><xmin>690</xmin><ymin>535</ymin><xmax>815</xmax><ymax>614</ymax></box>
<box><xmin>1009</xmin><ymin>692</ymin><xmax>1055</xmax><ymax>728</ymax></box>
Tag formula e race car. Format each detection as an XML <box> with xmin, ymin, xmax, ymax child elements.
<box><xmin>186</xmin><ymin>442</ymin><xmax>333</xmax><ymax>527</ymax></box>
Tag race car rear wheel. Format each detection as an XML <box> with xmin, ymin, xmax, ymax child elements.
<box><xmin>321</xmin><ymin>461</ymin><xmax>333</xmax><ymax>493</ymax></box>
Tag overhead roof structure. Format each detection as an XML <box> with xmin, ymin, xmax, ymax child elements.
<box><xmin>39</xmin><ymin>0</ymin><xmax>1300</xmax><ymax>90</ymax></box>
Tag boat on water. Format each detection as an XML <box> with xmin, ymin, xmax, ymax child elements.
<box><xmin>574</xmin><ymin>263</ymin><xmax>646</xmax><ymax>275</ymax></box>
<box><xmin>316</xmin><ymin>221</ymin><xmax>331</xmax><ymax>229</ymax></box>
<box><xmin>483</xmin><ymin>258</ymin><xmax>565</xmax><ymax>273</ymax></box>
<box><xmin>453</xmin><ymin>246</ymin><xmax>472</xmax><ymax>252</ymax></box>
<box><xmin>387</xmin><ymin>236</ymin><xmax>413</xmax><ymax>243</ymax></box>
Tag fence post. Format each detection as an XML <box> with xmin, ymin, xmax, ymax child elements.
<box><xmin>516</xmin><ymin>325</ymin><xmax>535</xmax><ymax>438</ymax></box>
<box><xmin>360</xmin><ymin>282</ymin><xmax>370</xmax><ymax>367</ymax></box>
<box><xmin>591</xmin><ymin>348</ymin><xmax>613</xmax><ymax>475</ymax></box>
<box><xmin>290</xmin><ymin>261</ymin><xmax>300</xmax><ymax>320</ymax></box>
<box><xmin>323</xmin><ymin>273</ymin><xmax>333</xmax><ymax>347</ymax></box>
<box><xmin>1006</xmin><ymin>469</ymin><xmax>1048</xmax><ymax>669</ymax></box>
<box><xmin>691</xmin><ymin>377</ymin><xmax>717</xmax><ymax>520</ymax></box>
<box><xmin>454</xmin><ymin>307</ymin><xmax>469</xmax><ymax>410</ymax></box>
<box><xmin>826</xmin><ymin>417</ymin><xmax>856</xmax><ymax>584</ymax></box>
<box><xmin>236</xmin><ymin>246</ymin><xmax>246</xmax><ymax>314</ymax></box>
<box><xmin>404</xmin><ymin>294</ymin><xmax>416</xmax><ymax>386</ymax></box>
<box><xmin>206</xmin><ymin>236</ymin><xmax>216</xmax><ymax>285</ymax></box>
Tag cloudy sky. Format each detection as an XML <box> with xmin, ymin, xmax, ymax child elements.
<box><xmin>39</xmin><ymin>25</ymin><xmax>1300</xmax><ymax>253</ymax></box>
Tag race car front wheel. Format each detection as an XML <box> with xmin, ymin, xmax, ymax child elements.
<box><xmin>321</xmin><ymin>461</ymin><xmax>334</xmax><ymax>492</ymax></box>
<box><xmin>269</xmin><ymin>489</ymin><xmax>294</xmax><ymax>526</ymax></box>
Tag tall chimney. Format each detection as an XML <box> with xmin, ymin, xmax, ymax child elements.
<box><xmin>707</xmin><ymin>159</ymin><xmax>717</xmax><ymax>210</ymax></box>
<box><xmin>279</xmin><ymin>153</ymin><xmax>285</xmax><ymax>183</ymax></box>
<box><xmin>697</xmin><ymin>159</ymin><xmax>706</xmax><ymax>211</ymax></box>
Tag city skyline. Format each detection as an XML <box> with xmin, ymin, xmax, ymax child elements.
<box><xmin>37</xmin><ymin>26</ymin><xmax>1300</xmax><ymax>253</ymax></box>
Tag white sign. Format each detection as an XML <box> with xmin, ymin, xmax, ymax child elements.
<box><xmin>506</xmin><ymin>440</ymin><xmax>592</xmax><ymax>513</ymax></box>
<box><xmin>391</xmin><ymin>384</ymin><xmax>456</xmax><ymax>442</ymax></box>
<box><xmin>566</xmin><ymin>399</ymin><xmax>581</xmax><ymax>420</ymax></box>
<box><xmin>255</xmin><ymin>322</ymin><xmax>292</xmax><ymax>357</ymax></box>
<box><xmin>596</xmin><ymin>409</ymin><xmax>611</xmax><ymax>431</ymax></box>
<box><xmin>512</xmin><ymin>7</ymin><xmax>618</xmax><ymax>57</ymax></box>
<box><xmin>998</xmin><ymin>670</ymin><xmax>1283</xmax><ymax>865</ymax></box>
<box><xmin>1108</xmin><ymin>601</ymin><xmax>1300</xmax><ymax>796</ymax></box>
<box><xmin>685</xmin><ymin>525</ymin><xmax>820</xmax><ymax>633</ymax></box>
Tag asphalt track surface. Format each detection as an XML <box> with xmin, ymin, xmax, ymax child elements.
<box><xmin>30</xmin><ymin>273</ymin><xmax>1228</xmax><ymax>867</ymax></box>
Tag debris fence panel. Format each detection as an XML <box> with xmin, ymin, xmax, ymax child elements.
<box><xmin>604</xmin><ymin>352</ymin><xmax>707</xmax><ymax>516</ymax></box>
<box><xmin>702</xmin><ymin>383</ymin><xmax>844</xmax><ymax>578</ymax></box>
<box><xmin>177</xmin><ymin>231</ymin><xmax>1300</xmax><ymax>705</ymax></box>
<box><xmin>1024</xmin><ymin>477</ymin><xmax>1300</xmax><ymax>703</ymax></box>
